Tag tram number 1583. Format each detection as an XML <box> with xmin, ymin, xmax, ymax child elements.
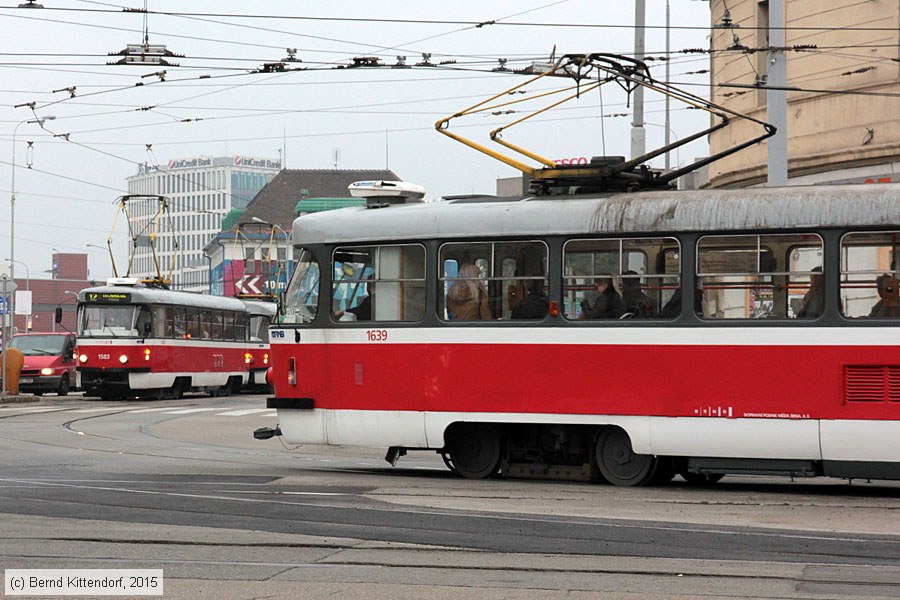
<box><xmin>366</xmin><ymin>329</ymin><xmax>389</xmax><ymax>342</ymax></box>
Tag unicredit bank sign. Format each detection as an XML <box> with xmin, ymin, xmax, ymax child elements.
<box><xmin>167</xmin><ymin>157</ymin><xmax>213</xmax><ymax>170</ymax></box>
<box><xmin>234</xmin><ymin>156</ymin><xmax>282</xmax><ymax>169</ymax></box>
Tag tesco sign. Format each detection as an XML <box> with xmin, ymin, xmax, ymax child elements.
<box><xmin>555</xmin><ymin>157</ymin><xmax>589</xmax><ymax>165</ymax></box>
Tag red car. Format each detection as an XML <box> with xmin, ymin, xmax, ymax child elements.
<box><xmin>9</xmin><ymin>333</ymin><xmax>77</xmax><ymax>396</ymax></box>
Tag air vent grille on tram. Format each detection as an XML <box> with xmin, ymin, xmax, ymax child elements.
<box><xmin>843</xmin><ymin>365</ymin><xmax>900</xmax><ymax>402</ymax></box>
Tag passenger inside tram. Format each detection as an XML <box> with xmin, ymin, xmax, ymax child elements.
<box><xmin>796</xmin><ymin>267</ymin><xmax>824</xmax><ymax>318</ymax></box>
<box><xmin>580</xmin><ymin>275</ymin><xmax>625</xmax><ymax>319</ymax></box>
<box><xmin>869</xmin><ymin>274</ymin><xmax>900</xmax><ymax>318</ymax></box>
<box><xmin>335</xmin><ymin>280</ymin><xmax>374</xmax><ymax>321</ymax></box>
<box><xmin>511</xmin><ymin>279</ymin><xmax>549</xmax><ymax>319</ymax></box>
<box><xmin>621</xmin><ymin>270</ymin><xmax>653</xmax><ymax>318</ymax></box>
<box><xmin>447</xmin><ymin>264</ymin><xmax>492</xmax><ymax>320</ymax></box>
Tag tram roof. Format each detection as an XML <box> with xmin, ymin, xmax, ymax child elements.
<box><xmin>241</xmin><ymin>299</ymin><xmax>278</xmax><ymax>317</ymax></box>
<box><xmin>78</xmin><ymin>285</ymin><xmax>250</xmax><ymax>311</ymax></box>
<box><xmin>291</xmin><ymin>184</ymin><xmax>900</xmax><ymax>244</ymax></box>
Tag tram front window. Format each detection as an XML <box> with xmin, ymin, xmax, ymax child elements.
<box><xmin>281</xmin><ymin>249</ymin><xmax>319</xmax><ymax>324</ymax></box>
<box><xmin>78</xmin><ymin>305</ymin><xmax>140</xmax><ymax>337</ymax></box>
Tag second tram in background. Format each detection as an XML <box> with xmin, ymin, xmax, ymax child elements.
<box><xmin>76</xmin><ymin>279</ymin><xmax>274</xmax><ymax>400</ymax></box>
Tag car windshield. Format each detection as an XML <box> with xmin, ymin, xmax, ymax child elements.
<box><xmin>9</xmin><ymin>335</ymin><xmax>67</xmax><ymax>356</ymax></box>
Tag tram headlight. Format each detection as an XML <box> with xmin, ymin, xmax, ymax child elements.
<box><xmin>144</xmin><ymin>348</ymin><xmax>151</xmax><ymax>361</ymax></box>
<box><xmin>118</xmin><ymin>354</ymin><xmax>129</xmax><ymax>364</ymax></box>
<box><xmin>40</xmin><ymin>367</ymin><xmax>54</xmax><ymax>376</ymax></box>
<box><xmin>245</xmin><ymin>353</ymin><xmax>253</xmax><ymax>365</ymax></box>
<box><xmin>78</xmin><ymin>354</ymin><xmax>88</xmax><ymax>364</ymax></box>
<box><xmin>263</xmin><ymin>353</ymin><xmax>269</xmax><ymax>365</ymax></box>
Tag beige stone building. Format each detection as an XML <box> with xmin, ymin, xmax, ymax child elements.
<box><xmin>708</xmin><ymin>0</ymin><xmax>900</xmax><ymax>188</ymax></box>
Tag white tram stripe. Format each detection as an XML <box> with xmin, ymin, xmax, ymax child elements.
<box><xmin>269</xmin><ymin>326</ymin><xmax>899</xmax><ymax>347</ymax></box>
<box><xmin>217</xmin><ymin>408</ymin><xmax>273</xmax><ymax>416</ymax></box>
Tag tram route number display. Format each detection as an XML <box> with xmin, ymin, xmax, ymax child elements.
<box><xmin>84</xmin><ymin>292</ymin><xmax>132</xmax><ymax>303</ymax></box>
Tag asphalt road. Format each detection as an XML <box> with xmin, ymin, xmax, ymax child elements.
<box><xmin>0</xmin><ymin>393</ymin><xmax>898</xmax><ymax>599</ymax></box>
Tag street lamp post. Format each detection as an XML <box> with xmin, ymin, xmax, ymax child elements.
<box><xmin>6</xmin><ymin>258</ymin><xmax>30</xmax><ymax>332</ymax></box>
<box><xmin>5</xmin><ymin>259</ymin><xmax>29</xmax><ymax>291</ymax></box>
<box><xmin>58</xmin><ymin>291</ymin><xmax>80</xmax><ymax>333</ymax></box>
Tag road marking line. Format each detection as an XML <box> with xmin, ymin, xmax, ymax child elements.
<box><xmin>163</xmin><ymin>407</ymin><xmax>223</xmax><ymax>414</ymax></box>
<box><xmin>217</xmin><ymin>408</ymin><xmax>272</xmax><ymax>416</ymax></box>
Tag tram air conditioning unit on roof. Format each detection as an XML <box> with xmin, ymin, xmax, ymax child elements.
<box><xmin>106</xmin><ymin>277</ymin><xmax>142</xmax><ymax>287</ymax></box>
<box><xmin>348</xmin><ymin>180</ymin><xmax>426</xmax><ymax>206</ymax></box>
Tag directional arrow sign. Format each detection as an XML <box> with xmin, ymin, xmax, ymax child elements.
<box><xmin>237</xmin><ymin>275</ymin><xmax>263</xmax><ymax>295</ymax></box>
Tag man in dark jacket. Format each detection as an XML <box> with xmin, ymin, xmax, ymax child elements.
<box><xmin>512</xmin><ymin>280</ymin><xmax>549</xmax><ymax>319</ymax></box>
<box><xmin>581</xmin><ymin>275</ymin><xmax>625</xmax><ymax>319</ymax></box>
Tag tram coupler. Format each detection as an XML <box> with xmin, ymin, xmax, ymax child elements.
<box><xmin>385</xmin><ymin>446</ymin><xmax>406</xmax><ymax>466</ymax></box>
<box><xmin>253</xmin><ymin>426</ymin><xmax>282</xmax><ymax>440</ymax></box>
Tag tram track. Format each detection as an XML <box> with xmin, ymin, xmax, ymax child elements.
<box><xmin>0</xmin><ymin>397</ymin><xmax>291</xmax><ymax>466</ymax></box>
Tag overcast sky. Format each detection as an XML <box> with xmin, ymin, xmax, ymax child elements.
<box><xmin>0</xmin><ymin>1</ymin><xmax>712</xmax><ymax>281</ymax></box>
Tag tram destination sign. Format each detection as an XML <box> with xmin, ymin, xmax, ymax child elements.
<box><xmin>85</xmin><ymin>292</ymin><xmax>132</xmax><ymax>303</ymax></box>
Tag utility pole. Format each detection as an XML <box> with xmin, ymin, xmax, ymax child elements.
<box><xmin>631</xmin><ymin>0</ymin><xmax>646</xmax><ymax>160</ymax></box>
<box><xmin>664</xmin><ymin>0</ymin><xmax>671</xmax><ymax>170</ymax></box>
<box><xmin>766</xmin><ymin>0</ymin><xmax>788</xmax><ymax>186</ymax></box>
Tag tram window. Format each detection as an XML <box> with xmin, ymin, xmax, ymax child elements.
<box><xmin>235</xmin><ymin>313</ymin><xmax>248</xmax><ymax>341</ymax></box>
<box><xmin>199</xmin><ymin>310</ymin><xmax>213</xmax><ymax>340</ymax></box>
<box><xmin>332</xmin><ymin>244</ymin><xmax>426</xmax><ymax>323</ymax></box>
<box><xmin>223</xmin><ymin>311</ymin><xmax>235</xmax><ymax>340</ymax></box>
<box><xmin>173</xmin><ymin>307</ymin><xmax>188</xmax><ymax>338</ymax></box>
<box><xmin>697</xmin><ymin>233</ymin><xmax>822</xmax><ymax>319</ymax></box>
<box><xmin>185</xmin><ymin>308</ymin><xmax>201</xmax><ymax>339</ymax></box>
<box><xmin>160</xmin><ymin>306</ymin><xmax>174</xmax><ymax>338</ymax></box>
<box><xmin>562</xmin><ymin>237</ymin><xmax>680</xmax><ymax>320</ymax></box>
<box><xmin>840</xmin><ymin>231</ymin><xmax>900</xmax><ymax>318</ymax></box>
<box><xmin>210</xmin><ymin>311</ymin><xmax>224</xmax><ymax>340</ymax></box>
<box><xmin>439</xmin><ymin>241</ymin><xmax>548</xmax><ymax>321</ymax></box>
<box><xmin>281</xmin><ymin>249</ymin><xmax>319</xmax><ymax>324</ymax></box>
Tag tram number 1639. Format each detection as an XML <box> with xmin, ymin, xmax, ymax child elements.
<box><xmin>366</xmin><ymin>329</ymin><xmax>388</xmax><ymax>342</ymax></box>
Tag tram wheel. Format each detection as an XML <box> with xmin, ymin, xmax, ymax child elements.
<box><xmin>649</xmin><ymin>456</ymin><xmax>677</xmax><ymax>485</ymax></box>
<box><xmin>445</xmin><ymin>424</ymin><xmax>502</xmax><ymax>480</ymax></box>
<box><xmin>439</xmin><ymin>451</ymin><xmax>457</xmax><ymax>475</ymax></box>
<box><xmin>594</xmin><ymin>427</ymin><xmax>657</xmax><ymax>487</ymax></box>
<box><xmin>681</xmin><ymin>472</ymin><xmax>725</xmax><ymax>485</ymax></box>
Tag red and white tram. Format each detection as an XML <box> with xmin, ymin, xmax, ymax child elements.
<box><xmin>260</xmin><ymin>184</ymin><xmax>900</xmax><ymax>486</ymax></box>
<box><xmin>76</xmin><ymin>281</ymin><xmax>256</xmax><ymax>400</ymax></box>
<box><xmin>242</xmin><ymin>299</ymin><xmax>276</xmax><ymax>391</ymax></box>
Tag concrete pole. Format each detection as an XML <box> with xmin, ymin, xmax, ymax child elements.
<box><xmin>766</xmin><ymin>0</ymin><xmax>788</xmax><ymax>186</ymax></box>
<box><xmin>630</xmin><ymin>0</ymin><xmax>646</xmax><ymax>160</ymax></box>
<box><xmin>664</xmin><ymin>0</ymin><xmax>671</xmax><ymax>170</ymax></box>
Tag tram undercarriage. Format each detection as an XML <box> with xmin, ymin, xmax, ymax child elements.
<box><xmin>423</xmin><ymin>422</ymin><xmax>852</xmax><ymax>487</ymax></box>
<box><xmin>79</xmin><ymin>368</ymin><xmax>244</xmax><ymax>400</ymax></box>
